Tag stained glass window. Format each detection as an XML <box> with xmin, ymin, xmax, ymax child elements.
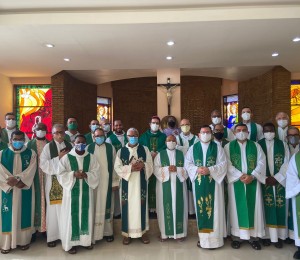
<box><xmin>15</xmin><ymin>85</ymin><xmax>52</xmax><ymax>140</ymax></box>
<box><xmin>223</xmin><ymin>94</ymin><xmax>238</xmax><ymax>129</ymax></box>
<box><xmin>97</xmin><ymin>97</ymin><xmax>111</xmax><ymax>122</ymax></box>
<box><xmin>291</xmin><ymin>80</ymin><xmax>300</xmax><ymax>128</ymax></box>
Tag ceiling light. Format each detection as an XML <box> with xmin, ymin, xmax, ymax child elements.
<box><xmin>64</xmin><ymin>58</ymin><xmax>71</xmax><ymax>62</ymax></box>
<box><xmin>271</xmin><ymin>52</ymin><xmax>279</xmax><ymax>57</ymax></box>
<box><xmin>293</xmin><ymin>37</ymin><xmax>300</xmax><ymax>42</ymax></box>
<box><xmin>45</xmin><ymin>43</ymin><xmax>55</xmax><ymax>48</ymax></box>
<box><xmin>166</xmin><ymin>56</ymin><xmax>173</xmax><ymax>60</ymax></box>
<box><xmin>167</xmin><ymin>41</ymin><xmax>175</xmax><ymax>46</ymax></box>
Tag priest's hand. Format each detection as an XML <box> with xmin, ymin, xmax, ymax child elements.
<box><xmin>74</xmin><ymin>170</ymin><xmax>86</xmax><ymax>179</ymax></box>
<box><xmin>15</xmin><ymin>180</ymin><xmax>26</xmax><ymax>189</ymax></box>
<box><xmin>151</xmin><ymin>151</ymin><xmax>158</xmax><ymax>159</ymax></box>
<box><xmin>197</xmin><ymin>167</ymin><xmax>210</xmax><ymax>175</ymax></box>
<box><xmin>240</xmin><ymin>174</ymin><xmax>254</xmax><ymax>184</ymax></box>
<box><xmin>266</xmin><ymin>176</ymin><xmax>277</xmax><ymax>186</ymax></box>
<box><xmin>7</xmin><ymin>177</ymin><xmax>19</xmax><ymax>187</ymax></box>
<box><xmin>131</xmin><ymin>163</ymin><xmax>141</xmax><ymax>172</ymax></box>
<box><xmin>169</xmin><ymin>165</ymin><xmax>177</xmax><ymax>172</ymax></box>
<box><xmin>59</xmin><ymin>149</ymin><xmax>69</xmax><ymax>159</ymax></box>
<box><xmin>112</xmin><ymin>186</ymin><xmax>119</xmax><ymax>191</ymax></box>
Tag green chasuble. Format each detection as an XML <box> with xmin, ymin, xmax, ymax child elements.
<box><xmin>193</xmin><ymin>141</ymin><xmax>218</xmax><ymax>233</ymax></box>
<box><xmin>120</xmin><ymin>145</ymin><xmax>147</xmax><ymax>236</ymax></box>
<box><xmin>229</xmin><ymin>140</ymin><xmax>258</xmax><ymax>229</ymax></box>
<box><xmin>109</xmin><ymin>133</ymin><xmax>128</xmax><ymax>151</ymax></box>
<box><xmin>64</xmin><ymin>134</ymin><xmax>71</xmax><ymax>143</ymax></box>
<box><xmin>139</xmin><ymin>129</ymin><xmax>167</xmax><ymax>209</ymax></box>
<box><xmin>67</xmin><ymin>153</ymin><xmax>91</xmax><ymax>241</ymax></box>
<box><xmin>0</xmin><ymin>141</ymin><xmax>8</xmax><ymax>151</ymax></box>
<box><xmin>106</xmin><ymin>130</ymin><xmax>113</xmax><ymax>138</ymax></box>
<box><xmin>1</xmin><ymin>148</ymin><xmax>33</xmax><ymax>233</ymax></box>
<box><xmin>84</xmin><ymin>132</ymin><xmax>94</xmax><ymax>146</ymax></box>
<box><xmin>27</xmin><ymin>138</ymin><xmax>48</xmax><ymax>229</ymax></box>
<box><xmin>249</xmin><ymin>122</ymin><xmax>258</xmax><ymax>142</ymax></box>
<box><xmin>49</xmin><ymin>140</ymin><xmax>73</xmax><ymax>205</ymax></box>
<box><xmin>159</xmin><ymin>149</ymin><xmax>185</xmax><ymax>236</ymax></box>
<box><xmin>88</xmin><ymin>142</ymin><xmax>113</xmax><ymax>219</ymax></box>
<box><xmin>223</xmin><ymin>127</ymin><xmax>228</xmax><ymax>139</ymax></box>
<box><xmin>258</xmin><ymin>138</ymin><xmax>286</xmax><ymax>228</ymax></box>
<box><xmin>0</xmin><ymin>128</ymin><xmax>9</xmax><ymax>144</ymax></box>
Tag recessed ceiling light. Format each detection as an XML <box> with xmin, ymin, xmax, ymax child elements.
<box><xmin>167</xmin><ymin>41</ymin><xmax>175</xmax><ymax>46</ymax></box>
<box><xmin>293</xmin><ymin>37</ymin><xmax>300</xmax><ymax>42</ymax></box>
<box><xmin>272</xmin><ymin>52</ymin><xmax>279</xmax><ymax>57</ymax></box>
<box><xmin>166</xmin><ymin>56</ymin><xmax>173</xmax><ymax>60</ymax></box>
<box><xmin>45</xmin><ymin>43</ymin><xmax>55</xmax><ymax>48</ymax></box>
<box><xmin>64</xmin><ymin>58</ymin><xmax>71</xmax><ymax>62</ymax></box>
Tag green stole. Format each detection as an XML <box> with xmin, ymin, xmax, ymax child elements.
<box><xmin>159</xmin><ymin>149</ymin><xmax>184</xmax><ymax>235</ymax></box>
<box><xmin>64</xmin><ymin>134</ymin><xmax>71</xmax><ymax>143</ymax></box>
<box><xmin>229</xmin><ymin>140</ymin><xmax>258</xmax><ymax>229</ymax></box>
<box><xmin>139</xmin><ymin>130</ymin><xmax>166</xmax><ymax>209</ymax></box>
<box><xmin>88</xmin><ymin>142</ymin><xmax>113</xmax><ymax>219</ymax></box>
<box><xmin>224</xmin><ymin>127</ymin><xmax>228</xmax><ymax>139</ymax></box>
<box><xmin>67</xmin><ymin>153</ymin><xmax>91</xmax><ymax>241</ymax></box>
<box><xmin>84</xmin><ymin>132</ymin><xmax>94</xmax><ymax>145</ymax></box>
<box><xmin>120</xmin><ymin>145</ymin><xmax>147</xmax><ymax>235</ymax></box>
<box><xmin>0</xmin><ymin>141</ymin><xmax>8</xmax><ymax>151</ymax></box>
<box><xmin>0</xmin><ymin>129</ymin><xmax>9</xmax><ymax>144</ymax></box>
<box><xmin>27</xmin><ymin>138</ymin><xmax>48</xmax><ymax>229</ymax></box>
<box><xmin>109</xmin><ymin>133</ymin><xmax>128</xmax><ymax>151</ymax></box>
<box><xmin>106</xmin><ymin>131</ymin><xmax>113</xmax><ymax>138</ymax></box>
<box><xmin>193</xmin><ymin>141</ymin><xmax>218</xmax><ymax>233</ymax></box>
<box><xmin>258</xmin><ymin>138</ymin><xmax>286</xmax><ymax>228</ymax></box>
<box><xmin>1</xmin><ymin>148</ymin><xmax>33</xmax><ymax>233</ymax></box>
<box><xmin>49</xmin><ymin>140</ymin><xmax>73</xmax><ymax>204</ymax></box>
<box><xmin>249</xmin><ymin>122</ymin><xmax>258</xmax><ymax>141</ymax></box>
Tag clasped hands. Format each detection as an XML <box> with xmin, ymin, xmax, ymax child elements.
<box><xmin>7</xmin><ymin>176</ymin><xmax>25</xmax><ymax>189</ymax></box>
<box><xmin>74</xmin><ymin>170</ymin><xmax>87</xmax><ymax>179</ymax></box>
<box><xmin>131</xmin><ymin>161</ymin><xmax>145</xmax><ymax>172</ymax></box>
<box><xmin>197</xmin><ymin>166</ymin><xmax>210</xmax><ymax>175</ymax></box>
<box><xmin>239</xmin><ymin>173</ymin><xmax>254</xmax><ymax>184</ymax></box>
<box><xmin>265</xmin><ymin>176</ymin><xmax>277</xmax><ymax>186</ymax></box>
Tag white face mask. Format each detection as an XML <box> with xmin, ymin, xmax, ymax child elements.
<box><xmin>277</xmin><ymin>119</ymin><xmax>288</xmax><ymax>128</ymax></box>
<box><xmin>103</xmin><ymin>124</ymin><xmax>110</xmax><ymax>132</ymax></box>
<box><xmin>212</xmin><ymin>117</ymin><xmax>222</xmax><ymax>125</ymax></box>
<box><xmin>264</xmin><ymin>132</ymin><xmax>275</xmax><ymax>141</ymax></box>
<box><xmin>6</xmin><ymin>119</ymin><xmax>16</xmax><ymax>128</ymax></box>
<box><xmin>236</xmin><ymin>131</ymin><xmax>248</xmax><ymax>141</ymax></box>
<box><xmin>181</xmin><ymin>125</ymin><xmax>190</xmax><ymax>133</ymax></box>
<box><xmin>36</xmin><ymin>130</ymin><xmax>46</xmax><ymax>138</ymax></box>
<box><xmin>166</xmin><ymin>141</ymin><xmax>176</xmax><ymax>150</ymax></box>
<box><xmin>241</xmin><ymin>112</ymin><xmax>251</xmax><ymax>121</ymax></box>
<box><xmin>200</xmin><ymin>133</ymin><xmax>212</xmax><ymax>143</ymax></box>
<box><xmin>150</xmin><ymin>123</ymin><xmax>159</xmax><ymax>132</ymax></box>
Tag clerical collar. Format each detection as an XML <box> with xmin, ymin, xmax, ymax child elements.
<box><xmin>114</xmin><ymin>131</ymin><xmax>125</xmax><ymax>137</ymax></box>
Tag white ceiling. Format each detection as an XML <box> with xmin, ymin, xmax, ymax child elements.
<box><xmin>0</xmin><ymin>1</ymin><xmax>300</xmax><ymax>83</ymax></box>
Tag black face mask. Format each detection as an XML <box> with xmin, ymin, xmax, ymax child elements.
<box><xmin>213</xmin><ymin>132</ymin><xmax>224</xmax><ymax>140</ymax></box>
<box><xmin>168</xmin><ymin>121</ymin><xmax>176</xmax><ymax>128</ymax></box>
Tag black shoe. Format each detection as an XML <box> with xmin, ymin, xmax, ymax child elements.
<box><xmin>294</xmin><ymin>248</ymin><xmax>300</xmax><ymax>259</ymax></box>
<box><xmin>231</xmin><ymin>241</ymin><xmax>241</xmax><ymax>249</ymax></box>
<box><xmin>105</xmin><ymin>236</ymin><xmax>114</xmax><ymax>242</ymax></box>
<box><xmin>47</xmin><ymin>241</ymin><xmax>57</xmax><ymax>248</ymax></box>
<box><xmin>261</xmin><ymin>239</ymin><xmax>271</xmax><ymax>246</ymax></box>
<box><xmin>248</xmin><ymin>241</ymin><xmax>261</xmax><ymax>250</ymax></box>
<box><xmin>285</xmin><ymin>237</ymin><xmax>294</xmax><ymax>244</ymax></box>
<box><xmin>31</xmin><ymin>233</ymin><xmax>37</xmax><ymax>243</ymax></box>
<box><xmin>274</xmin><ymin>239</ymin><xmax>283</xmax><ymax>249</ymax></box>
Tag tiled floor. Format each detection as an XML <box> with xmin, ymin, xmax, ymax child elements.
<box><xmin>2</xmin><ymin>234</ymin><xmax>297</xmax><ymax>260</ymax></box>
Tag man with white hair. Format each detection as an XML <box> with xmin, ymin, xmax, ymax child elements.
<box><xmin>114</xmin><ymin>128</ymin><xmax>153</xmax><ymax>245</ymax></box>
<box><xmin>275</xmin><ymin>112</ymin><xmax>289</xmax><ymax>142</ymax></box>
<box><xmin>40</xmin><ymin>124</ymin><xmax>72</xmax><ymax>247</ymax></box>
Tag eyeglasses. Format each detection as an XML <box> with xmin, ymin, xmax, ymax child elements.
<box><xmin>53</xmin><ymin>131</ymin><xmax>65</xmax><ymax>135</ymax></box>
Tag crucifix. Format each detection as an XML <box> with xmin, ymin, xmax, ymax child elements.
<box><xmin>157</xmin><ymin>78</ymin><xmax>180</xmax><ymax>115</ymax></box>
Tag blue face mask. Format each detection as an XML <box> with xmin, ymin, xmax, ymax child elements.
<box><xmin>75</xmin><ymin>143</ymin><xmax>86</xmax><ymax>152</ymax></box>
<box><xmin>128</xmin><ymin>137</ymin><xmax>138</xmax><ymax>145</ymax></box>
<box><xmin>91</xmin><ymin>124</ymin><xmax>99</xmax><ymax>132</ymax></box>
<box><xmin>95</xmin><ymin>136</ymin><xmax>105</xmax><ymax>145</ymax></box>
<box><xmin>12</xmin><ymin>140</ymin><xmax>24</xmax><ymax>150</ymax></box>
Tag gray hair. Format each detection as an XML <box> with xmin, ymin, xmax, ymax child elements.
<box><xmin>52</xmin><ymin>124</ymin><xmax>64</xmax><ymax>134</ymax></box>
<box><xmin>287</xmin><ymin>126</ymin><xmax>299</xmax><ymax>134</ymax></box>
<box><xmin>127</xmin><ymin>127</ymin><xmax>139</xmax><ymax>136</ymax></box>
<box><xmin>276</xmin><ymin>112</ymin><xmax>289</xmax><ymax>120</ymax></box>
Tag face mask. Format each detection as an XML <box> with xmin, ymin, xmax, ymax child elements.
<box><xmin>181</xmin><ymin>125</ymin><xmax>190</xmax><ymax>133</ymax></box>
<box><xmin>277</xmin><ymin>119</ymin><xmax>288</xmax><ymax>128</ymax></box>
<box><xmin>200</xmin><ymin>133</ymin><xmax>212</xmax><ymax>143</ymax></box>
<box><xmin>91</xmin><ymin>124</ymin><xmax>99</xmax><ymax>132</ymax></box>
<box><xmin>236</xmin><ymin>131</ymin><xmax>248</xmax><ymax>141</ymax></box>
<box><xmin>36</xmin><ymin>130</ymin><xmax>46</xmax><ymax>138</ymax></box>
<box><xmin>168</xmin><ymin>121</ymin><xmax>176</xmax><ymax>128</ymax></box>
<box><xmin>103</xmin><ymin>124</ymin><xmax>111</xmax><ymax>132</ymax></box>
<box><xmin>12</xmin><ymin>140</ymin><xmax>24</xmax><ymax>150</ymax></box>
<box><xmin>75</xmin><ymin>143</ymin><xmax>86</xmax><ymax>152</ymax></box>
<box><xmin>288</xmin><ymin>136</ymin><xmax>300</xmax><ymax>146</ymax></box>
<box><xmin>166</xmin><ymin>141</ymin><xmax>176</xmax><ymax>150</ymax></box>
<box><xmin>128</xmin><ymin>136</ymin><xmax>139</xmax><ymax>145</ymax></box>
<box><xmin>241</xmin><ymin>112</ymin><xmax>251</xmax><ymax>121</ymax></box>
<box><xmin>6</xmin><ymin>119</ymin><xmax>16</xmax><ymax>128</ymax></box>
<box><xmin>213</xmin><ymin>132</ymin><xmax>224</xmax><ymax>140</ymax></box>
<box><xmin>95</xmin><ymin>136</ymin><xmax>105</xmax><ymax>145</ymax></box>
<box><xmin>68</xmin><ymin>122</ymin><xmax>78</xmax><ymax>130</ymax></box>
<box><xmin>150</xmin><ymin>123</ymin><xmax>159</xmax><ymax>132</ymax></box>
<box><xmin>264</xmin><ymin>132</ymin><xmax>275</xmax><ymax>141</ymax></box>
<box><xmin>212</xmin><ymin>117</ymin><xmax>221</xmax><ymax>125</ymax></box>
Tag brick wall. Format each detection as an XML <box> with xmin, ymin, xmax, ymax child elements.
<box><xmin>238</xmin><ymin>66</ymin><xmax>291</xmax><ymax>125</ymax></box>
<box><xmin>181</xmin><ymin>76</ymin><xmax>222</xmax><ymax>133</ymax></box>
<box><xmin>51</xmin><ymin>71</ymin><xmax>97</xmax><ymax>134</ymax></box>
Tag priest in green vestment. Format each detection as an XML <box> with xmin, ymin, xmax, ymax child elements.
<box><xmin>185</xmin><ymin>125</ymin><xmax>227</xmax><ymax>249</ymax></box>
<box><xmin>114</xmin><ymin>128</ymin><xmax>153</xmax><ymax>245</ymax></box>
<box><xmin>154</xmin><ymin>135</ymin><xmax>188</xmax><ymax>241</ymax></box>
<box><xmin>0</xmin><ymin>130</ymin><xmax>37</xmax><ymax>254</ymax></box>
<box><xmin>258</xmin><ymin>122</ymin><xmax>289</xmax><ymax>248</ymax></box>
<box><xmin>84</xmin><ymin>119</ymin><xmax>100</xmax><ymax>145</ymax></box>
<box><xmin>58</xmin><ymin>135</ymin><xmax>99</xmax><ymax>254</ymax></box>
<box><xmin>224</xmin><ymin>123</ymin><xmax>266</xmax><ymax>251</ymax></box>
<box><xmin>139</xmin><ymin>116</ymin><xmax>166</xmax><ymax>211</ymax></box>
<box><xmin>100</xmin><ymin>119</ymin><xmax>113</xmax><ymax>138</ymax></box>
<box><xmin>240</xmin><ymin>107</ymin><xmax>263</xmax><ymax>142</ymax></box>
<box><xmin>275</xmin><ymin>112</ymin><xmax>289</xmax><ymax>142</ymax></box>
<box><xmin>65</xmin><ymin>116</ymin><xmax>80</xmax><ymax>144</ymax></box>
